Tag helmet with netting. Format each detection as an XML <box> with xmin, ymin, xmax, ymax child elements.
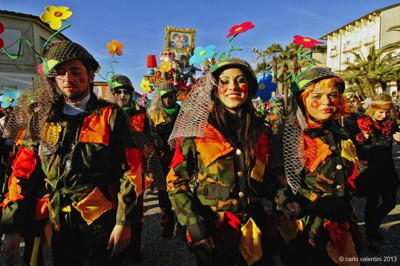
<box><xmin>43</xmin><ymin>41</ymin><xmax>99</xmax><ymax>76</ymax></box>
<box><xmin>210</xmin><ymin>57</ymin><xmax>258</xmax><ymax>97</ymax></box>
<box><xmin>295</xmin><ymin>67</ymin><xmax>344</xmax><ymax>93</ymax></box>
<box><xmin>109</xmin><ymin>74</ymin><xmax>134</xmax><ymax>94</ymax></box>
<box><xmin>157</xmin><ymin>82</ymin><xmax>178</xmax><ymax>97</ymax></box>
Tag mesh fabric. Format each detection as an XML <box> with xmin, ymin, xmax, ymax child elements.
<box><xmin>3</xmin><ymin>74</ymin><xmax>58</xmax><ymax>142</ymax></box>
<box><xmin>167</xmin><ymin>73</ymin><xmax>215</xmax><ymax>148</ymax></box>
<box><xmin>282</xmin><ymin>96</ymin><xmax>306</xmax><ymax>194</ymax></box>
<box><xmin>297</xmin><ymin>67</ymin><xmax>343</xmax><ymax>92</ymax></box>
<box><xmin>43</xmin><ymin>41</ymin><xmax>99</xmax><ymax>75</ymax></box>
<box><xmin>110</xmin><ymin>74</ymin><xmax>134</xmax><ymax>92</ymax></box>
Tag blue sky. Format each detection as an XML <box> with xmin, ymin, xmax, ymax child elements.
<box><xmin>2</xmin><ymin>0</ymin><xmax>400</xmax><ymax>93</ymax></box>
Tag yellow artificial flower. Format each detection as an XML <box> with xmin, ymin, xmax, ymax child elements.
<box><xmin>140</xmin><ymin>78</ymin><xmax>152</xmax><ymax>92</ymax></box>
<box><xmin>159</xmin><ymin>61</ymin><xmax>172</xmax><ymax>73</ymax></box>
<box><xmin>341</xmin><ymin>139</ymin><xmax>358</xmax><ymax>162</ymax></box>
<box><xmin>40</xmin><ymin>6</ymin><xmax>73</xmax><ymax>30</ymax></box>
<box><xmin>107</xmin><ymin>40</ymin><xmax>124</xmax><ymax>56</ymax></box>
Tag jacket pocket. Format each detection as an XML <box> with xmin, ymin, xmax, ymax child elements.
<box><xmin>72</xmin><ymin>187</ymin><xmax>113</xmax><ymax>225</ymax></box>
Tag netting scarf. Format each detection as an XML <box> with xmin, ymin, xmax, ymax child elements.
<box><xmin>168</xmin><ymin>72</ymin><xmax>215</xmax><ymax>148</ymax></box>
<box><xmin>2</xmin><ymin>74</ymin><xmax>59</xmax><ymax>142</ymax></box>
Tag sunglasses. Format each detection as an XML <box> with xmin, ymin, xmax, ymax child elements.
<box><xmin>114</xmin><ymin>89</ymin><xmax>131</xmax><ymax>95</ymax></box>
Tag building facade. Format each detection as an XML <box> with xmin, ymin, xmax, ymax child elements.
<box><xmin>321</xmin><ymin>3</ymin><xmax>400</xmax><ymax>93</ymax></box>
<box><xmin>0</xmin><ymin>10</ymin><xmax>69</xmax><ymax>93</ymax></box>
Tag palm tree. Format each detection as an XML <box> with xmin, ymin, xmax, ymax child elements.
<box><xmin>252</xmin><ymin>43</ymin><xmax>283</xmax><ymax>82</ymax></box>
<box><xmin>341</xmin><ymin>46</ymin><xmax>400</xmax><ymax>97</ymax></box>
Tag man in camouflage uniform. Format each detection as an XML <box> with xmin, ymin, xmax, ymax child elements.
<box><xmin>0</xmin><ymin>41</ymin><xmax>143</xmax><ymax>265</ymax></box>
<box><xmin>147</xmin><ymin>82</ymin><xmax>180</xmax><ymax>239</ymax></box>
<box><xmin>109</xmin><ymin>74</ymin><xmax>162</xmax><ymax>263</ymax></box>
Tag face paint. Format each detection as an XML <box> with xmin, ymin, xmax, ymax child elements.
<box><xmin>217</xmin><ymin>68</ymin><xmax>249</xmax><ymax>114</ymax></box>
<box><xmin>332</xmin><ymin>99</ymin><xmax>339</xmax><ymax>106</ymax></box>
<box><xmin>239</xmin><ymin>83</ymin><xmax>248</xmax><ymax>92</ymax></box>
<box><xmin>311</xmin><ymin>100</ymin><xmax>319</xmax><ymax>108</ymax></box>
<box><xmin>218</xmin><ymin>84</ymin><xmax>226</xmax><ymax>95</ymax></box>
<box><xmin>304</xmin><ymin>84</ymin><xmax>340</xmax><ymax>122</ymax></box>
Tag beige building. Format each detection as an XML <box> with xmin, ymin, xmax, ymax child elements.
<box><xmin>0</xmin><ymin>10</ymin><xmax>69</xmax><ymax>93</ymax></box>
<box><xmin>321</xmin><ymin>3</ymin><xmax>400</xmax><ymax>93</ymax></box>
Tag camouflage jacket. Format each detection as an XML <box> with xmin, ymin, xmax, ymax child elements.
<box><xmin>167</xmin><ymin>123</ymin><xmax>271</xmax><ymax>243</ymax></box>
<box><xmin>0</xmin><ymin>93</ymin><xmax>143</xmax><ymax>232</ymax></box>
<box><xmin>275</xmin><ymin>120</ymin><xmax>359</xmax><ymax>257</ymax></box>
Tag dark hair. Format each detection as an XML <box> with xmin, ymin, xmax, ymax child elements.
<box><xmin>209</xmin><ymin>89</ymin><xmax>263</xmax><ymax>167</ymax></box>
<box><xmin>211</xmin><ymin>64</ymin><xmax>258</xmax><ymax>97</ymax></box>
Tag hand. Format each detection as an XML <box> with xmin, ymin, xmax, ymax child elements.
<box><xmin>1</xmin><ymin>233</ymin><xmax>21</xmax><ymax>265</ymax></box>
<box><xmin>107</xmin><ymin>224</ymin><xmax>131</xmax><ymax>257</ymax></box>
<box><xmin>191</xmin><ymin>236</ymin><xmax>215</xmax><ymax>252</ymax></box>
<box><xmin>393</xmin><ymin>132</ymin><xmax>400</xmax><ymax>142</ymax></box>
<box><xmin>283</xmin><ymin>202</ymin><xmax>301</xmax><ymax>220</ymax></box>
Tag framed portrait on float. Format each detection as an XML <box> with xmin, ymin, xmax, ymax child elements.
<box><xmin>164</xmin><ymin>26</ymin><xmax>196</xmax><ymax>52</ymax></box>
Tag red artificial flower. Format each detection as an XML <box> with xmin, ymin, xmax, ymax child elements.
<box><xmin>379</xmin><ymin>120</ymin><xmax>395</xmax><ymax>135</ymax></box>
<box><xmin>357</xmin><ymin>116</ymin><xmax>374</xmax><ymax>134</ymax></box>
<box><xmin>226</xmin><ymin>21</ymin><xmax>255</xmax><ymax>38</ymax></box>
<box><xmin>357</xmin><ymin>115</ymin><xmax>396</xmax><ymax>136</ymax></box>
<box><xmin>0</xmin><ymin>22</ymin><xmax>5</xmax><ymax>49</ymax></box>
<box><xmin>293</xmin><ymin>35</ymin><xmax>324</xmax><ymax>48</ymax></box>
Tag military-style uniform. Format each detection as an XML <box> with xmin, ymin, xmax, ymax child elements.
<box><xmin>1</xmin><ymin>93</ymin><xmax>143</xmax><ymax>265</ymax></box>
<box><xmin>275</xmin><ymin>115</ymin><xmax>361</xmax><ymax>265</ymax></box>
<box><xmin>167</xmin><ymin>122</ymin><xmax>272</xmax><ymax>264</ymax></box>
<box><xmin>148</xmin><ymin>83</ymin><xmax>181</xmax><ymax>239</ymax></box>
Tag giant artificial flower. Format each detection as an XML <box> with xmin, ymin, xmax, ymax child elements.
<box><xmin>293</xmin><ymin>35</ymin><xmax>324</xmax><ymax>48</ymax></box>
<box><xmin>0</xmin><ymin>89</ymin><xmax>20</xmax><ymax>108</ymax></box>
<box><xmin>107</xmin><ymin>40</ymin><xmax>124</xmax><ymax>56</ymax></box>
<box><xmin>0</xmin><ymin>22</ymin><xmax>4</xmax><ymax>49</ymax></box>
<box><xmin>140</xmin><ymin>78</ymin><xmax>152</xmax><ymax>92</ymax></box>
<box><xmin>254</xmin><ymin>74</ymin><xmax>277</xmax><ymax>101</ymax></box>
<box><xmin>226</xmin><ymin>21</ymin><xmax>255</xmax><ymax>38</ymax></box>
<box><xmin>189</xmin><ymin>45</ymin><xmax>216</xmax><ymax>65</ymax></box>
<box><xmin>40</xmin><ymin>6</ymin><xmax>73</xmax><ymax>30</ymax></box>
<box><xmin>159</xmin><ymin>61</ymin><xmax>172</xmax><ymax>73</ymax></box>
<box><xmin>138</xmin><ymin>94</ymin><xmax>149</xmax><ymax>108</ymax></box>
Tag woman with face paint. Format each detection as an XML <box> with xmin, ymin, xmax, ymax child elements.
<box><xmin>167</xmin><ymin>58</ymin><xmax>275</xmax><ymax>265</ymax></box>
<box><xmin>355</xmin><ymin>94</ymin><xmax>400</xmax><ymax>253</ymax></box>
<box><xmin>273</xmin><ymin>67</ymin><xmax>362</xmax><ymax>265</ymax></box>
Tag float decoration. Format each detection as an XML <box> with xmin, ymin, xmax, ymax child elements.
<box><xmin>254</xmin><ymin>74</ymin><xmax>277</xmax><ymax>101</ymax></box>
<box><xmin>0</xmin><ymin>89</ymin><xmax>21</xmax><ymax>108</ymax></box>
<box><xmin>188</xmin><ymin>21</ymin><xmax>255</xmax><ymax>72</ymax></box>
<box><xmin>1</xmin><ymin>6</ymin><xmax>73</xmax><ymax>74</ymax></box>
<box><xmin>0</xmin><ymin>22</ymin><xmax>5</xmax><ymax>49</ymax></box>
<box><xmin>98</xmin><ymin>40</ymin><xmax>124</xmax><ymax>83</ymax></box>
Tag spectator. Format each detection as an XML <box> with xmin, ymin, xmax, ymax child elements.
<box><xmin>355</xmin><ymin>93</ymin><xmax>400</xmax><ymax>253</ymax></box>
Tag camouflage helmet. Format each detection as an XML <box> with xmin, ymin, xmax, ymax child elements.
<box><xmin>296</xmin><ymin>67</ymin><xmax>345</xmax><ymax>93</ymax></box>
<box><xmin>43</xmin><ymin>41</ymin><xmax>99</xmax><ymax>74</ymax></box>
<box><xmin>210</xmin><ymin>57</ymin><xmax>258</xmax><ymax>97</ymax></box>
<box><xmin>109</xmin><ymin>74</ymin><xmax>134</xmax><ymax>94</ymax></box>
<box><xmin>157</xmin><ymin>82</ymin><xmax>178</xmax><ymax>97</ymax></box>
